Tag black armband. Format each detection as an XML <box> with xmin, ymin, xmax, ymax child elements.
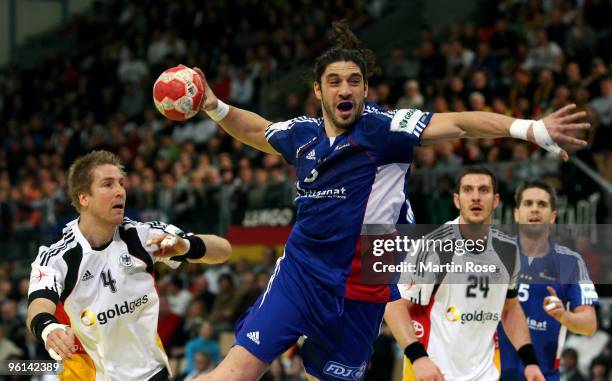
<box><xmin>518</xmin><ymin>344</ymin><xmax>539</xmax><ymax>366</ymax></box>
<box><xmin>171</xmin><ymin>235</ymin><xmax>206</xmax><ymax>262</ymax></box>
<box><xmin>31</xmin><ymin>312</ymin><xmax>58</xmax><ymax>342</ymax></box>
<box><xmin>404</xmin><ymin>341</ymin><xmax>428</xmax><ymax>363</ymax></box>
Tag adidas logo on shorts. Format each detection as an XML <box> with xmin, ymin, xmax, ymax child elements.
<box><xmin>247</xmin><ymin>331</ymin><xmax>260</xmax><ymax>345</ymax></box>
<box><xmin>81</xmin><ymin>270</ymin><xmax>94</xmax><ymax>282</ymax></box>
<box><xmin>306</xmin><ymin>150</ymin><xmax>316</xmax><ymax>160</ymax></box>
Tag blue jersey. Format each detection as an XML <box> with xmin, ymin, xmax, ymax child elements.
<box><xmin>264</xmin><ymin>104</ymin><xmax>433</xmax><ymax>302</ymax></box>
<box><xmin>498</xmin><ymin>242</ymin><xmax>599</xmax><ymax>381</ymax></box>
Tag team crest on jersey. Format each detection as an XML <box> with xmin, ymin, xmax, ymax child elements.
<box><xmin>119</xmin><ymin>253</ymin><xmax>133</xmax><ymax>268</ymax></box>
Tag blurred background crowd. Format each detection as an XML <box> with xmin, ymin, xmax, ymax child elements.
<box><xmin>0</xmin><ymin>0</ymin><xmax>611</xmax><ymax>380</ymax></box>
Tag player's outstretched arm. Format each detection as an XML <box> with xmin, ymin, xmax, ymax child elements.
<box><xmin>384</xmin><ymin>299</ymin><xmax>445</xmax><ymax>381</ymax></box>
<box><xmin>147</xmin><ymin>233</ymin><xmax>232</xmax><ymax>264</ymax></box>
<box><xmin>501</xmin><ymin>298</ymin><xmax>545</xmax><ymax>381</ymax></box>
<box><xmin>27</xmin><ymin>298</ymin><xmax>76</xmax><ymax>361</ymax></box>
<box><xmin>193</xmin><ymin>67</ymin><xmax>278</xmax><ymax>155</ymax></box>
<box><xmin>421</xmin><ymin>104</ymin><xmax>589</xmax><ymax>161</ymax></box>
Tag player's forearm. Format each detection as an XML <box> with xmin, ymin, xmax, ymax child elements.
<box><xmin>217</xmin><ymin>105</ymin><xmax>278</xmax><ymax>154</ymax></box>
<box><xmin>26</xmin><ymin>298</ymin><xmax>57</xmax><ymax>333</ymax></box>
<box><xmin>502</xmin><ymin>298</ymin><xmax>532</xmax><ymax>349</ymax></box>
<box><xmin>559</xmin><ymin>308</ymin><xmax>597</xmax><ymax>336</ymax></box>
<box><xmin>186</xmin><ymin>235</ymin><xmax>231</xmax><ymax>265</ymax></box>
<box><xmin>383</xmin><ymin>299</ymin><xmax>418</xmax><ymax>348</ymax></box>
<box><xmin>423</xmin><ymin>112</ymin><xmax>534</xmax><ymax>144</ymax></box>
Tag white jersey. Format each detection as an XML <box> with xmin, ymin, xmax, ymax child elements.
<box><xmin>28</xmin><ymin>218</ymin><xmax>181</xmax><ymax>381</ymax></box>
<box><xmin>398</xmin><ymin>222</ymin><xmax>520</xmax><ymax>381</ymax></box>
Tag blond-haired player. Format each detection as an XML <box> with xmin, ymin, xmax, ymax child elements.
<box><xmin>26</xmin><ymin>150</ymin><xmax>231</xmax><ymax>381</ymax></box>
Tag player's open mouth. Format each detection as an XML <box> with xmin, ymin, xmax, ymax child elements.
<box><xmin>470</xmin><ymin>206</ymin><xmax>483</xmax><ymax>212</ymax></box>
<box><xmin>112</xmin><ymin>204</ymin><xmax>124</xmax><ymax>211</ymax></box>
<box><xmin>528</xmin><ymin>217</ymin><xmax>541</xmax><ymax>223</ymax></box>
<box><xmin>337</xmin><ymin>101</ymin><xmax>353</xmax><ymax>113</ymax></box>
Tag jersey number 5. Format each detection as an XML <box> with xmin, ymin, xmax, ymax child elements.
<box><xmin>101</xmin><ymin>269</ymin><xmax>118</xmax><ymax>293</ymax></box>
<box><xmin>518</xmin><ymin>283</ymin><xmax>529</xmax><ymax>302</ymax></box>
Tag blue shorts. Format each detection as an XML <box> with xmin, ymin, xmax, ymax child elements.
<box><xmin>234</xmin><ymin>256</ymin><xmax>385</xmax><ymax>380</ymax></box>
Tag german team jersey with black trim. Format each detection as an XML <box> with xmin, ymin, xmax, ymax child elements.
<box><xmin>398</xmin><ymin>222</ymin><xmax>521</xmax><ymax>381</ymax></box>
<box><xmin>28</xmin><ymin>218</ymin><xmax>180</xmax><ymax>381</ymax></box>
<box><xmin>264</xmin><ymin>103</ymin><xmax>433</xmax><ymax>302</ymax></box>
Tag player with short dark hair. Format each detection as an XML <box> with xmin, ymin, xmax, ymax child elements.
<box><xmin>26</xmin><ymin>150</ymin><xmax>232</xmax><ymax>381</ymax></box>
<box><xmin>193</xmin><ymin>21</ymin><xmax>588</xmax><ymax>381</ymax></box>
<box><xmin>386</xmin><ymin>167</ymin><xmax>545</xmax><ymax>381</ymax></box>
<box><xmin>498</xmin><ymin>181</ymin><xmax>598</xmax><ymax>381</ymax></box>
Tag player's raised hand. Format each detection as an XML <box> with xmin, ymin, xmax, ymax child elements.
<box><xmin>543</xmin><ymin>286</ymin><xmax>566</xmax><ymax>321</ymax></box>
<box><xmin>539</xmin><ymin>104</ymin><xmax>590</xmax><ymax>161</ymax></box>
<box><xmin>146</xmin><ymin>234</ymin><xmax>189</xmax><ymax>258</ymax></box>
<box><xmin>524</xmin><ymin>364</ymin><xmax>545</xmax><ymax>381</ymax></box>
<box><xmin>412</xmin><ymin>357</ymin><xmax>445</xmax><ymax>381</ymax></box>
<box><xmin>45</xmin><ymin>325</ymin><xmax>77</xmax><ymax>361</ymax></box>
<box><xmin>192</xmin><ymin>67</ymin><xmax>219</xmax><ymax>112</ymax></box>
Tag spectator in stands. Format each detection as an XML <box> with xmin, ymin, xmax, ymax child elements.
<box><xmin>117</xmin><ymin>50</ymin><xmax>149</xmax><ymax>86</ymax></box>
<box><xmin>561</xmin><ymin>348</ymin><xmax>585</xmax><ymax>381</ymax></box>
<box><xmin>586</xmin><ymin>356</ymin><xmax>609</xmax><ymax>381</ymax></box>
<box><xmin>589</xmin><ymin>77</ymin><xmax>612</xmax><ymax>130</ymax></box>
<box><xmin>158</xmin><ymin>295</ymin><xmax>183</xmax><ymax>351</ymax></box>
<box><xmin>184</xmin><ymin>351</ymin><xmax>215</xmax><ymax>381</ymax></box>
<box><xmin>191</xmin><ymin>275</ymin><xmax>216</xmax><ymax>314</ymax></box>
<box><xmin>397</xmin><ymin>80</ymin><xmax>424</xmax><ymax>109</ymax></box>
<box><xmin>167</xmin><ymin>275</ymin><xmax>193</xmax><ymax>317</ymax></box>
<box><xmin>0</xmin><ymin>300</ymin><xmax>27</xmax><ymax>356</ymax></box>
<box><xmin>523</xmin><ymin>28</ymin><xmax>564</xmax><ymax>73</ymax></box>
<box><xmin>184</xmin><ymin>321</ymin><xmax>221</xmax><ymax>374</ymax></box>
<box><xmin>0</xmin><ymin>325</ymin><xmax>22</xmax><ymax>361</ymax></box>
<box><xmin>208</xmin><ymin>274</ymin><xmax>240</xmax><ymax>331</ymax></box>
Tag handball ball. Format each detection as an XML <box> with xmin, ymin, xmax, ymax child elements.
<box><xmin>153</xmin><ymin>65</ymin><xmax>205</xmax><ymax>121</ymax></box>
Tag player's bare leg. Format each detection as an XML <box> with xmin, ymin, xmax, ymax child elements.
<box><xmin>195</xmin><ymin>345</ymin><xmax>268</xmax><ymax>381</ymax></box>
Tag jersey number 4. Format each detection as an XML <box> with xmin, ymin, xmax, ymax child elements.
<box><xmin>101</xmin><ymin>269</ymin><xmax>118</xmax><ymax>293</ymax></box>
<box><xmin>466</xmin><ymin>275</ymin><xmax>489</xmax><ymax>298</ymax></box>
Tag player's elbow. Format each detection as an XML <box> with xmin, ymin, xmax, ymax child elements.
<box><xmin>584</xmin><ymin>318</ymin><xmax>597</xmax><ymax>336</ymax></box>
<box><xmin>211</xmin><ymin>238</ymin><xmax>232</xmax><ymax>264</ymax></box>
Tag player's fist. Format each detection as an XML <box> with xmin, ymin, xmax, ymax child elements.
<box><xmin>192</xmin><ymin>67</ymin><xmax>219</xmax><ymax>112</ymax></box>
<box><xmin>543</xmin><ymin>286</ymin><xmax>566</xmax><ymax>321</ymax></box>
<box><xmin>524</xmin><ymin>364</ymin><xmax>545</xmax><ymax>381</ymax></box>
<box><xmin>146</xmin><ymin>234</ymin><xmax>189</xmax><ymax>258</ymax></box>
<box><xmin>412</xmin><ymin>357</ymin><xmax>445</xmax><ymax>381</ymax></box>
<box><xmin>44</xmin><ymin>324</ymin><xmax>77</xmax><ymax>361</ymax></box>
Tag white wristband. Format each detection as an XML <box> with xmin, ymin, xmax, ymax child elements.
<box><xmin>509</xmin><ymin>119</ymin><xmax>533</xmax><ymax>140</ymax></box>
<box><xmin>206</xmin><ymin>100</ymin><xmax>230</xmax><ymax>122</ymax></box>
<box><xmin>533</xmin><ymin>119</ymin><xmax>562</xmax><ymax>155</ymax></box>
<box><xmin>42</xmin><ymin>323</ymin><xmax>68</xmax><ymax>361</ymax></box>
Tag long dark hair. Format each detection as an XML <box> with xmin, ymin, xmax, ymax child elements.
<box><xmin>313</xmin><ymin>20</ymin><xmax>381</xmax><ymax>83</ymax></box>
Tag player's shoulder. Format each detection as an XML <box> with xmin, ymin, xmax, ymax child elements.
<box><xmin>120</xmin><ymin>217</ymin><xmax>168</xmax><ymax>233</ymax></box>
<box><xmin>553</xmin><ymin>243</ymin><xmax>585</xmax><ymax>265</ymax></box>
<box><xmin>491</xmin><ymin>229</ymin><xmax>517</xmax><ymax>245</ymax></box>
<box><xmin>362</xmin><ymin>103</ymin><xmax>398</xmax><ymax>122</ymax></box>
<box><xmin>361</xmin><ymin>104</ymin><xmax>430</xmax><ymax>134</ymax></box>
<box><xmin>35</xmin><ymin>220</ymin><xmax>80</xmax><ymax>266</ymax></box>
<box><xmin>265</xmin><ymin>116</ymin><xmax>322</xmax><ymax>138</ymax></box>
<box><xmin>426</xmin><ymin>224</ymin><xmax>455</xmax><ymax>240</ymax></box>
<box><xmin>491</xmin><ymin>229</ymin><xmax>519</xmax><ymax>254</ymax></box>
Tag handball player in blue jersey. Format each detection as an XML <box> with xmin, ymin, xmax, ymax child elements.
<box><xmin>193</xmin><ymin>21</ymin><xmax>590</xmax><ymax>381</ymax></box>
<box><xmin>498</xmin><ymin>181</ymin><xmax>598</xmax><ymax>381</ymax></box>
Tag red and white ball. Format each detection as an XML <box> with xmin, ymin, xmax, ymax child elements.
<box><xmin>153</xmin><ymin>65</ymin><xmax>205</xmax><ymax>121</ymax></box>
